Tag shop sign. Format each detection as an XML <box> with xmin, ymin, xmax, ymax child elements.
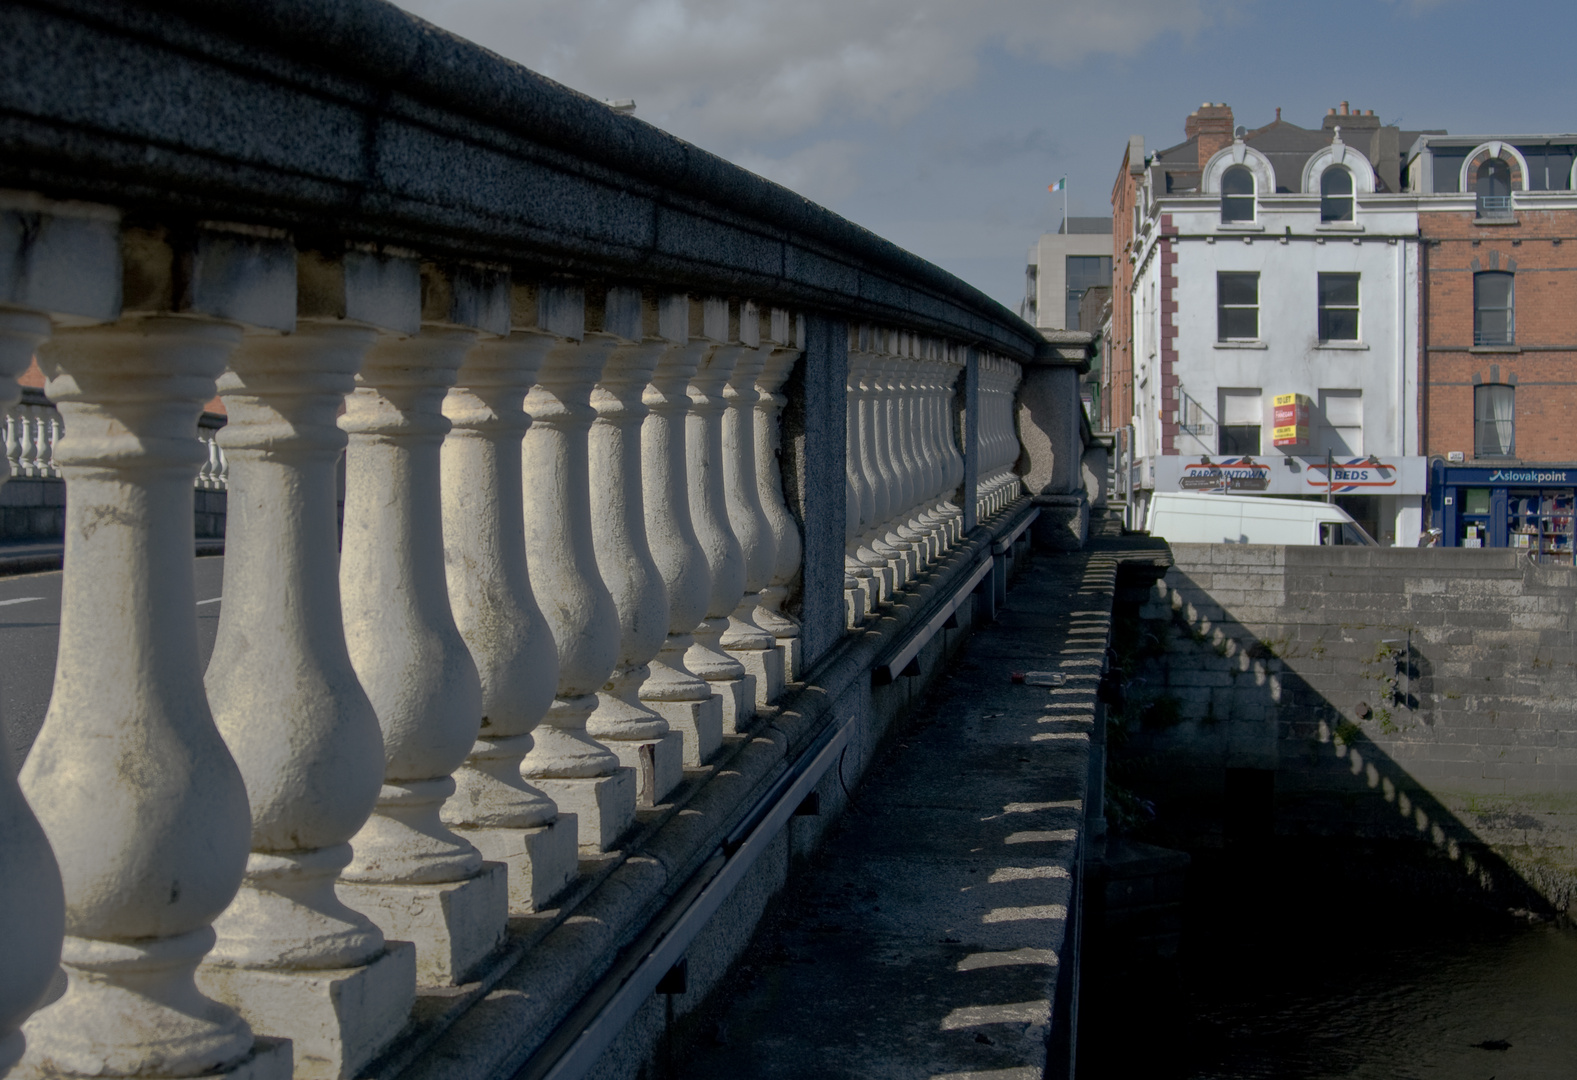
<box><xmin>1304</xmin><ymin>458</ymin><xmax>1401</xmax><ymax>494</ymax></box>
<box><xmin>1441</xmin><ymin>466</ymin><xmax>1576</xmax><ymax>486</ymax></box>
<box><xmin>1272</xmin><ymin>393</ymin><xmax>1311</xmax><ymax>447</ymax></box>
<box><xmin>1154</xmin><ymin>455</ymin><xmax>1426</xmax><ymax>495</ymax></box>
<box><xmin>1174</xmin><ymin>457</ymin><xmax>1272</xmax><ymax>492</ymax></box>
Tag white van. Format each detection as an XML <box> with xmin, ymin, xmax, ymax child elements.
<box><xmin>1145</xmin><ymin>492</ymin><xmax>1378</xmax><ymax>546</ymax></box>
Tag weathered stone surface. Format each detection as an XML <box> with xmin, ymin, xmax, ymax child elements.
<box><xmin>338</xmin><ymin>865</ymin><xmax>506</xmax><ymax>987</ymax></box>
<box><xmin>196</xmin><ymin>944</ymin><xmax>414</xmax><ymax>1080</ymax></box>
<box><xmin>1121</xmin><ymin>542</ymin><xmax>1577</xmax><ymax>911</ymax></box>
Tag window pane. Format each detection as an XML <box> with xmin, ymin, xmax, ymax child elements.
<box><xmin>1476</xmin><ymin>273</ymin><xmax>1512</xmax><ymax>308</ymax></box>
<box><xmin>1220</xmin><ymin>307</ymin><xmax>1258</xmax><ymax>340</ymax></box>
<box><xmin>1476</xmin><ymin>159</ymin><xmax>1511</xmax><ymax>198</ymax></box>
<box><xmin>1320</xmin><ymin>308</ymin><xmax>1359</xmax><ymax>341</ymax></box>
<box><xmin>1219</xmin><ymin>425</ymin><xmax>1261</xmax><ymax>455</ymax></box>
<box><xmin>1474</xmin><ymin>384</ymin><xmax>1515</xmax><ymax>456</ymax></box>
<box><xmin>1221</xmin><ymin>195</ymin><xmax>1255</xmax><ymax>222</ymax></box>
<box><xmin>1320</xmin><ymin>195</ymin><xmax>1354</xmax><ymax>222</ymax></box>
<box><xmin>1218</xmin><ymin>273</ymin><xmax>1258</xmax><ymax>306</ymax></box>
<box><xmin>1222</xmin><ymin>167</ymin><xmax>1254</xmax><ymax>196</ymax></box>
<box><xmin>1320</xmin><ymin>169</ymin><xmax>1353</xmax><ymax>196</ymax></box>
<box><xmin>1319</xmin><ymin>274</ymin><xmax>1359</xmax><ymax>306</ymax></box>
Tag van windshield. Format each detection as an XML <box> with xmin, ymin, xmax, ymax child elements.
<box><xmin>1320</xmin><ymin>520</ymin><xmax>1377</xmax><ymax>547</ymax></box>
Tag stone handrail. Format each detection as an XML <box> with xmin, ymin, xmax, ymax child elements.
<box><xmin>0</xmin><ymin>3</ymin><xmax>1052</xmax><ymax>1079</ymax></box>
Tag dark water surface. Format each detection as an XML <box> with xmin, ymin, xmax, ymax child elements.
<box><xmin>1080</xmin><ymin>855</ymin><xmax>1577</xmax><ymax>1080</ymax></box>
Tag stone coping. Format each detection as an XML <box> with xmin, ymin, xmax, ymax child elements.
<box><xmin>2</xmin><ymin>0</ymin><xmax>1046</xmax><ymax>360</ymax></box>
<box><xmin>359</xmin><ymin>500</ymin><xmax>1042</xmax><ymax>1079</ymax></box>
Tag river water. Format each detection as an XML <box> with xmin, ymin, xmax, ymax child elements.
<box><xmin>1079</xmin><ymin>853</ymin><xmax>1577</xmax><ymax>1080</ymax></box>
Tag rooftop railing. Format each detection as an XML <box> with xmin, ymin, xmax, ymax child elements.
<box><xmin>0</xmin><ymin>2</ymin><xmax>1078</xmax><ymax>1078</ymax></box>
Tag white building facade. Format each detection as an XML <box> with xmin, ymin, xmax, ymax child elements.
<box><xmin>1128</xmin><ymin>125</ymin><xmax>1426</xmax><ymax>545</ymax></box>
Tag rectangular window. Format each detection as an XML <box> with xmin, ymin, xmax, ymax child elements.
<box><xmin>1474</xmin><ymin>272</ymin><xmax>1514</xmax><ymax>345</ymax></box>
<box><xmin>1316</xmin><ymin>389</ymin><xmax>1363</xmax><ymax>455</ymax></box>
<box><xmin>1217</xmin><ymin>272</ymin><xmax>1259</xmax><ymax>341</ymax></box>
<box><xmin>1218</xmin><ymin>388</ymin><xmax>1262</xmax><ymax>455</ymax></box>
<box><xmin>1318</xmin><ymin>274</ymin><xmax>1360</xmax><ymax>341</ymax></box>
<box><xmin>1064</xmin><ymin>255</ymin><xmax>1112</xmax><ymax>330</ymax></box>
<box><xmin>1474</xmin><ymin>383</ymin><xmax>1515</xmax><ymax>457</ymax></box>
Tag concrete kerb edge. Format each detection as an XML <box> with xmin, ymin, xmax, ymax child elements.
<box><xmin>374</xmin><ymin>499</ymin><xmax>1040</xmax><ymax>1080</ymax></box>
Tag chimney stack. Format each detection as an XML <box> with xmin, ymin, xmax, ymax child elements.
<box><xmin>1184</xmin><ymin>102</ymin><xmax>1235</xmax><ymax>169</ymax></box>
<box><xmin>1340</xmin><ymin>101</ymin><xmax>1350</xmax><ymax>115</ymax></box>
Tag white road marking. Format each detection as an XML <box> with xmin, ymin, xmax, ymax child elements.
<box><xmin>0</xmin><ymin>596</ymin><xmax>44</xmax><ymax>607</ymax></box>
<box><xmin>197</xmin><ymin>597</ymin><xmax>222</xmax><ymax>606</ymax></box>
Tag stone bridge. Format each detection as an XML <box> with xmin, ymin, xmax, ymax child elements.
<box><xmin>0</xmin><ymin>3</ymin><xmax>1099</xmax><ymax>1079</ymax></box>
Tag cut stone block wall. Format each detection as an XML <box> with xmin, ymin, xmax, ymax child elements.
<box><xmin>1120</xmin><ymin>543</ymin><xmax>1577</xmax><ymax>911</ymax></box>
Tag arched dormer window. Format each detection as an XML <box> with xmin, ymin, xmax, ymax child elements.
<box><xmin>1320</xmin><ymin>167</ymin><xmax>1354</xmax><ymax>222</ymax></box>
<box><xmin>1221</xmin><ymin>166</ymin><xmax>1255</xmax><ymax>223</ymax></box>
<box><xmin>1476</xmin><ymin>158</ymin><xmax>1512</xmax><ymax>218</ymax></box>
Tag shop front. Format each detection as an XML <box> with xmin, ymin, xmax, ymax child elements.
<box><xmin>1430</xmin><ymin>462</ymin><xmax>1577</xmax><ymax>563</ymax></box>
<box><xmin>1151</xmin><ymin>455</ymin><xmax>1427</xmax><ymax>546</ymax></box>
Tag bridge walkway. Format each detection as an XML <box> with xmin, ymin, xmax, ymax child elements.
<box><xmin>675</xmin><ymin>525</ymin><xmax>1157</xmax><ymax>1080</ymax></box>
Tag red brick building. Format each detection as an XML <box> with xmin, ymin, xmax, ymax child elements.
<box><xmin>1416</xmin><ymin>133</ymin><xmax>1577</xmax><ymax>558</ymax></box>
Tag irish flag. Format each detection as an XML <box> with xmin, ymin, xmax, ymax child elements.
<box><xmin>1048</xmin><ymin>177</ymin><xmax>1066</xmax><ymax>192</ymax></box>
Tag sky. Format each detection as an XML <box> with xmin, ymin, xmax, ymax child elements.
<box><xmin>393</xmin><ymin>0</ymin><xmax>1577</xmax><ymax>315</ymax></box>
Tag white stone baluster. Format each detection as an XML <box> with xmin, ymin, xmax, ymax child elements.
<box><xmin>46</xmin><ymin>414</ymin><xmax>62</xmax><ymax>479</ymax></box>
<box><xmin>720</xmin><ymin>302</ymin><xmax>782</xmax><ymax>709</ymax></box>
<box><xmin>940</xmin><ymin>345</ymin><xmax>967</xmax><ymax>536</ymax></box>
<box><xmin>517</xmin><ymin>286</ymin><xmax>635</xmax><ymax>854</ymax></box>
<box><xmin>909</xmin><ymin>346</ymin><xmax>949</xmax><ymax>556</ymax></box>
<box><xmin>637</xmin><ymin>296</ymin><xmax>724</xmax><ymax>767</ymax></box>
<box><xmin>1005</xmin><ymin>360</ymin><xmax>1024</xmax><ymax>503</ymax></box>
<box><xmin>3</xmin><ymin>408</ymin><xmax>19</xmax><ymax>477</ymax></box>
<box><xmin>0</xmin><ymin>309</ymin><xmax>63</xmax><ymax>1077</ymax></box>
<box><xmin>198</xmin><ymin>309</ymin><xmax>416</xmax><ymax>1078</ymax></box>
<box><xmin>685</xmin><ymin>299</ymin><xmax>764</xmax><ymax>733</ymax></box>
<box><xmin>17</xmin><ymin>405</ymin><xmax>36</xmax><ymax>477</ymax></box>
<box><xmin>440</xmin><ymin>299</ymin><xmax>579</xmax><ymax>912</ymax></box>
<box><xmin>584</xmin><ymin>287</ymin><xmax>684</xmax><ymax>807</ymax></box>
<box><xmin>886</xmin><ymin>350</ymin><xmax>933</xmax><ymax>565</ymax></box>
<box><xmin>751</xmin><ymin>309</ymin><xmax>805</xmax><ymax>677</ymax></box>
<box><xmin>925</xmin><ymin>349</ymin><xmax>961</xmax><ymax>546</ymax></box>
<box><xmin>196</xmin><ymin>430</ymin><xmax>214</xmax><ymax>489</ymax></box>
<box><xmin>207</xmin><ymin>434</ymin><xmax>224</xmax><ymax>490</ymax></box>
<box><xmin>863</xmin><ymin>338</ymin><xmax>915</xmax><ymax>587</ymax></box>
<box><xmin>20</xmin><ymin>315</ymin><xmax>288</xmax><ymax>1079</ymax></box>
<box><xmin>337</xmin><ymin>266</ymin><xmax>508</xmax><ymax>987</ymax></box>
<box><xmin>848</xmin><ymin>337</ymin><xmax>892</xmax><ymax>605</ymax></box>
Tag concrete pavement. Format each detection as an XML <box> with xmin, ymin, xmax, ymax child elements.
<box><xmin>675</xmin><ymin>535</ymin><xmax>1141</xmax><ymax>1080</ymax></box>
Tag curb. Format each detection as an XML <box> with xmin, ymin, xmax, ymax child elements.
<box><xmin>0</xmin><ymin>540</ymin><xmax>224</xmax><ymax>578</ymax></box>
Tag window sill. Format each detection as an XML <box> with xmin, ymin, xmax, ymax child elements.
<box><xmin>1473</xmin><ymin>217</ymin><xmax>1519</xmax><ymax>226</ymax></box>
<box><xmin>1214</xmin><ymin>340</ymin><xmax>1268</xmax><ymax>350</ymax></box>
<box><xmin>1470</xmin><ymin>345</ymin><xmax>1521</xmax><ymax>353</ymax></box>
<box><xmin>1314</xmin><ymin>341</ymin><xmax>1369</xmax><ymax>350</ymax></box>
<box><xmin>1314</xmin><ymin>222</ymin><xmax>1364</xmax><ymax>232</ymax></box>
<box><xmin>1216</xmin><ymin>223</ymin><xmax>1265</xmax><ymax>232</ymax></box>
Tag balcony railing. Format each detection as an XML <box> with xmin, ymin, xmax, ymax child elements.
<box><xmin>0</xmin><ymin>2</ymin><xmax>1084</xmax><ymax>1079</ymax></box>
<box><xmin>1477</xmin><ymin>194</ymin><xmax>1514</xmax><ymax>217</ymax></box>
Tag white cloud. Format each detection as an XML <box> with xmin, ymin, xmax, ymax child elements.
<box><xmin>396</xmin><ymin>0</ymin><xmax>1211</xmax><ymax>151</ymax></box>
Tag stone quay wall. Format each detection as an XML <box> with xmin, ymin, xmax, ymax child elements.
<box><xmin>1120</xmin><ymin>543</ymin><xmax>1577</xmax><ymax>912</ymax></box>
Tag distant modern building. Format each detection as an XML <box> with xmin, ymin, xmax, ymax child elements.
<box><xmin>1413</xmin><ymin>132</ymin><xmax>1577</xmax><ymax>560</ymax></box>
<box><xmin>1022</xmin><ymin>217</ymin><xmax>1112</xmax><ymax>333</ymax></box>
<box><xmin>1121</xmin><ymin>102</ymin><xmax>1436</xmax><ymax>545</ymax></box>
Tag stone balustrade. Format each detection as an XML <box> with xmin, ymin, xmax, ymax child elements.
<box><xmin>0</xmin><ymin>3</ymin><xmax>1078</xmax><ymax>1077</ymax></box>
<box><xmin>3</xmin><ymin>401</ymin><xmax>225</xmax><ymax>491</ymax></box>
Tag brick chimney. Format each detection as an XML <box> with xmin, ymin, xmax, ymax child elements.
<box><xmin>1185</xmin><ymin>102</ymin><xmax>1235</xmax><ymax>166</ymax></box>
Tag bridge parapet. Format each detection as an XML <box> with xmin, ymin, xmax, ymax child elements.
<box><xmin>0</xmin><ymin>3</ymin><xmax>1073</xmax><ymax>1077</ymax></box>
